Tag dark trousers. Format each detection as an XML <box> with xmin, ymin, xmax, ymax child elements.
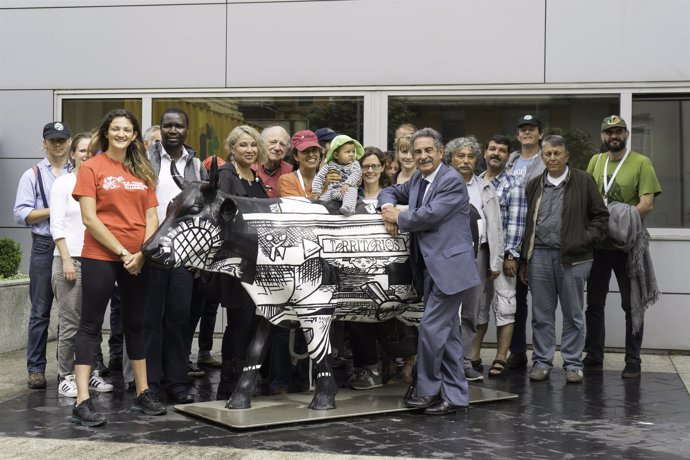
<box><xmin>108</xmin><ymin>286</ymin><xmax>124</xmax><ymax>360</ymax></box>
<box><xmin>349</xmin><ymin>322</ymin><xmax>379</xmax><ymax>368</ymax></box>
<box><xmin>95</xmin><ymin>286</ymin><xmax>123</xmax><ymax>365</ymax></box>
<box><xmin>75</xmin><ymin>259</ymin><xmax>148</xmax><ymax>365</ymax></box>
<box><xmin>27</xmin><ymin>234</ymin><xmax>55</xmax><ymax>373</ymax></box>
<box><xmin>144</xmin><ymin>266</ymin><xmax>193</xmax><ymax>395</ymax></box>
<box><xmin>509</xmin><ymin>276</ymin><xmax>530</xmax><ymax>354</ymax></box>
<box><xmin>188</xmin><ymin>277</ymin><xmax>219</xmax><ymax>358</ymax></box>
<box><xmin>221</xmin><ymin>308</ymin><xmax>258</xmax><ymax>362</ymax></box>
<box><xmin>585</xmin><ymin>248</ymin><xmax>641</xmax><ymax>364</ymax></box>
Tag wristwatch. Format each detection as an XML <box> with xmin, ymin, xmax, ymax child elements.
<box><xmin>505</xmin><ymin>252</ymin><xmax>515</xmax><ymax>260</ymax></box>
<box><xmin>119</xmin><ymin>248</ymin><xmax>130</xmax><ymax>258</ymax></box>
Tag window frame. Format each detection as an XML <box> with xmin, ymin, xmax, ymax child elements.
<box><xmin>55</xmin><ymin>83</ymin><xmax>690</xmax><ymax>238</ymax></box>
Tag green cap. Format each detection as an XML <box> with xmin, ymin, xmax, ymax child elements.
<box><xmin>601</xmin><ymin>115</ymin><xmax>627</xmax><ymax>132</ymax></box>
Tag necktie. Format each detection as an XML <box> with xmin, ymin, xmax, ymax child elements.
<box><xmin>415</xmin><ymin>178</ymin><xmax>429</xmax><ymax>209</ymax></box>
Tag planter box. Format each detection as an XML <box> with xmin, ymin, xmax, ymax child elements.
<box><xmin>0</xmin><ymin>279</ymin><xmax>58</xmax><ymax>354</ymax></box>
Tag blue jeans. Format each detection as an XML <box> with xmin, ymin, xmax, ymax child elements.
<box><xmin>27</xmin><ymin>234</ymin><xmax>55</xmax><ymax>373</ymax></box>
<box><xmin>528</xmin><ymin>248</ymin><xmax>591</xmax><ymax>371</ymax></box>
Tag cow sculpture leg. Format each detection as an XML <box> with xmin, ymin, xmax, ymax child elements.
<box><xmin>298</xmin><ymin>308</ymin><xmax>338</xmax><ymax>410</ymax></box>
<box><xmin>226</xmin><ymin>318</ymin><xmax>272</xmax><ymax>410</ymax></box>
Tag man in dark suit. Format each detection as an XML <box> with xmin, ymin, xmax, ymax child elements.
<box><xmin>378</xmin><ymin>127</ymin><xmax>480</xmax><ymax>415</ymax></box>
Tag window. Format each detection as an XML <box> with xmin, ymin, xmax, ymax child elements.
<box><xmin>388</xmin><ymin>94</ymin><xmax>618</xmax><ymax>171</ymax></box>
<box><xmin>632</xmin><ymin>95</ymin><xmax>690</xmax><ymax>228</ymax></box>
<box><xmin>62</xmin><ymin>99</ymin><xmax>142</xmax><ymax>135</ymax></box>
<box><xmin>152</xmin><ymin>96</ymin><xmax>364</xmax><ymax>160</ymax></box>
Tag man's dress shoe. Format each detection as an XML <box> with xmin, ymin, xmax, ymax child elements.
<box><xmin>423</xmin><ymin>399</ymin><xmax>468</xmax><ymax>415</ymax></box>
<box><xmin>405</xmin><ymin>393</ymin><xmax>440</xmax><ymax>408</ymax></box>
<box><xmin>171</xmin><ymin>392</ymin><xmax>195</xmax><ymax>404</ymax></box>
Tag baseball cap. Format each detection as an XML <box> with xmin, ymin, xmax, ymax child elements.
<box><xmin>315</xmin><ymin>127</ymin><xmax>337</xmax><ymax>143</ymax></box>
<box><xmin>43</xmin><ymin>122</ymin><xmax>71</xmax><ymax>140</ymax></box>
<box><xmin>290</xmin><ymin>130</ymin><xmax>321</xmax><ymax>152</ymax></box>
<box><xmin>601</xmin><ymin>115</ymin><xmax>627</xmax><ymax>132</ymax></box>
<box><xmin>516</xmin><ymin>115</ymin><xmax>543</xmax><ymax>130</ymax></box>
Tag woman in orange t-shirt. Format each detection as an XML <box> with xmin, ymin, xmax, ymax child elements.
<box><xmin>70</xmin><ymin>109</ymin><xmax>162</xmax><ymax>427</ymax></box>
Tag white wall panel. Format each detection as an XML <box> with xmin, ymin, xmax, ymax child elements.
<box><xmin>227</xmin><ymin>0</ymin><xmax>545</xmax><ymax>87</ymax></box>
<box><xmin>1</xmin><ymin>158</ymin><xmax>48</xmax><ymax>228</ymax></box>
<box><xmin>0</xmin><ymin>4</ymin><xmax>227</xmax><ymax>89</ymax></box>
<box><xmin>545</xmin><ymin>0</ymin><xmax>690</xmax><ymax>83</ymax></box>
<box><xmin>0</xmin><ymin>0</ymin><xmax>222</xmax><ymax>7</ymax></box>
<box><xmin>0</xmin><ymin>90</ymin><xmax>54</xmax><ymax>157</ymax></box>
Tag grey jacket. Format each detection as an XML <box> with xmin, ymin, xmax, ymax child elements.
<box><xmin>147</xmin><ymin>141</ymin><xmax>209</xmax><ymax>183</ymax></box>
<box><xmin>473</xmin><ymin>175</ymin><xmax>505</xmax><ymax>273</ymax></box>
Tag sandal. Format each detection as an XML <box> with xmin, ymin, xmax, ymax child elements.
<box><xmin>488</xmin><ymin>359</ymin><xmax>509</xmax><ymax>378</ymax></box>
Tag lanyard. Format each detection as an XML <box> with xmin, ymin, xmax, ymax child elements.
<box><xmin>603</xmin><ymin>150</ymin><xmax>630</xmax><ymax>204</ymax></box>
<box><xmin>296</xmin><ymin>170</ymin><xmax>309</xmax><ymax>198</ymax></box>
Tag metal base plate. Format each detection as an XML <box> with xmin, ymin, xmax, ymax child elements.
<box><xmin>175</xmin><ymin>383</ymin><xmax>518</xmax><ymax>429</ymax></box>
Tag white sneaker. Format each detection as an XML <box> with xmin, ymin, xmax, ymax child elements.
<box><xmin>89</xmin><ymin>374</ymin><xmax>114</xmax><ymax>393</ymax></box>
<box><xmin>58</xmin><ymin>374</ymin><xmax>78</xmax><ymax>398</ymax></box>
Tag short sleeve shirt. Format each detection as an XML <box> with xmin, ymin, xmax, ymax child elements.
<box><xmin>72</xmin><ymin>154</ymin><xmax>158</xmax><ymax>261</ymax></box>
<box><xmin>587</xmin><ymin>150</ymin><xmax>661</xmax><ymax>206</ymax></box>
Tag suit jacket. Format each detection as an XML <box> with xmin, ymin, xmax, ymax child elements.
<box><xmin>378</xmin><ymin>164</ymin><xmax>480</xmax><ymax>296</ymax></box>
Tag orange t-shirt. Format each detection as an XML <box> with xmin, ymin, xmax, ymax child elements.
<box><xmin>72</xmin><ymin>153</ymin><xmax>158</xmax><ymax>261</ymax></box>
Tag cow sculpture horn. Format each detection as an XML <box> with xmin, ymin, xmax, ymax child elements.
<box><xmin>203</xmin><ymin>155</ymin><xmax>219</xmax><ymax>193</ymax></box>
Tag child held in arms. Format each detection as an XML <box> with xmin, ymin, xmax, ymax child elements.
<box><xmin>312</xmin><ymin>134</ymin><xmax>364</xmax><ymax>216</ymax></box>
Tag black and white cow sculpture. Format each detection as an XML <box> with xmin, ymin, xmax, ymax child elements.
<box><xmin>142</xmin><ymin>160</ymin><xmax>423</xmax><ymax>410</ymax></box>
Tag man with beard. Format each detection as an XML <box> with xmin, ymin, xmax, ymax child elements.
<box><xmin>472</xmin><ymin>135</ymin><xmax>527</xmax><ymax>378</ymax></box>
<box><xmin>505</xmin><ymin>115</ymin><xmax>546</xmax><ymax>370</ymax></box>
<box><xmin>145</xmin><ymin>108</ymin><xmax>208</xmax><ymax>404</ymax></box>
<box><xmin>254</xmin><ymin>126</ymin><xmax>293</xmax><ymax>198</ymax></box>
<box><xmin>583</xmin><ymin>115</ymin><xmax>661</xmax><ymax>379</ymax></box>
<box><xmin>446</xmin><ymin>136</ymin><xmax>504</xmax><ymax>382</ymax></box>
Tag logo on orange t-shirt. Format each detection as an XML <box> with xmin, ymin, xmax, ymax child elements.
<box><xmin>102</xmin><ymin>175</ymin><xmax>149</xmax><ymax>191</ymax></box>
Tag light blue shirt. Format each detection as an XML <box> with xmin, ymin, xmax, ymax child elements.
<box><xmin>13</xmin><ymin>158</ymin><xmax>73</xmax><ymax>237</ymax></box>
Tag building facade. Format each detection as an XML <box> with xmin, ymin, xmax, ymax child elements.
<box><xmin>2</xmin><ymin>0</ymin><xmax>689</xmax><ymax>349</ymax></box>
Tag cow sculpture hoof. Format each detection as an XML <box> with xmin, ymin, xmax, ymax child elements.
<box><xmin>225</xmin><ymin>393</ymin><xmax>251</xmax><ymax>410</ymax></box>
<box><xmin>308</xmin><ymin>376</ymin><xmax>337</xmax><ymax>410</ymax></box>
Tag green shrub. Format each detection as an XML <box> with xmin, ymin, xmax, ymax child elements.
<box><xmin>0</xmin><ymin>238</ymin><xmax>22</xmax><ymax>279</ymax></box>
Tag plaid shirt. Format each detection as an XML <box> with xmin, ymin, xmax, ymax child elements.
<box><xmin>481</xmin><ymin>169</ymin><xmax>526</xmax><ymax>258</ymax></box>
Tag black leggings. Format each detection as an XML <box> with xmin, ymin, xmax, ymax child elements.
<box><xmin>74</xmin><ymin>258</ymin><xmax>149</xmax><ymax>365</ymax></box>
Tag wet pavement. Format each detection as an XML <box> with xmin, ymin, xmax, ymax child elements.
<box><xmin>1</xmin><ymin>343</ymin><xmax>690</xmax><ymax>459</ymax></box>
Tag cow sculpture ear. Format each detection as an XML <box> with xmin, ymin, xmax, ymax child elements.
<box><xmin>219</xmin><ymin>197</ymin><xmax>238</xmax><ymax>240</ymax></box>
<box><xmin>202</xmin><ymin>155</ymin><xmax>220</xmax><ymax>194</ymax></box>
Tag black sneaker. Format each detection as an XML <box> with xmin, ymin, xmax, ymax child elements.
<box><xmin>131</xmin><ymin>389</ymin><xmax>167</xmax><ymax>416</ymax></box>
<box><xmin>506</xmin><ymin>352</ymin><xmax>528</xmax><ymax>370</ymax></box>
<box><xmin>71</xmin><ymin>399</ymin><xmax>107</xmax><ymax>427</ymax></box>
<box><xmin>582</xmin><ymin>355</ymin><xmax>604</xmax><ymax>369</ymax></box>
<box><xmin>621</xmin><ymin>362</ymin><xmax>641</xmax><ymax>379</ymax></box>
<box><xmin>93</xmin><ymin>360</ymin><xmax>110</xmax><ymax>377</ymax></box>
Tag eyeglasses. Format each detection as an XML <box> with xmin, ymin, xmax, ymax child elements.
<box><xmin>361</xmin><ymin>164</ymin><xmax>382</xmax><ymax>171</ymax></box>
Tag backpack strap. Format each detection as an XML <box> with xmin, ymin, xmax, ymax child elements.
<box><xmin>33</xmin><ymin>164</ymin><xmax>49</xmax><ymax>210</ymax></box>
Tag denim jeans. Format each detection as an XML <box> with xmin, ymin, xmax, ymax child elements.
<box><xmin>27</xmin><ymin>234</ymin><xmax>55</xmax><ymax>373</ymax></box>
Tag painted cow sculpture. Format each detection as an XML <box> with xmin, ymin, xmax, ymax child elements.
<box><xmin>142</xmin><ymin>159</ymin><xmax>422</xmax><ymax>410</ymax></box>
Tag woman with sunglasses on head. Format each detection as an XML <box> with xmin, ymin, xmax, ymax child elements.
<box><xmin>71</xmin><ymin>109</ymin><xmax>162</xmax><ymax>426</ymax></box>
